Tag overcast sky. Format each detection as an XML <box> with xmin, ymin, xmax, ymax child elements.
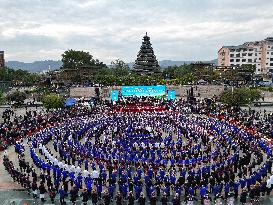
<box><xmin>1</xmin><ymin>0</ymin><xmax>273</xmax><ymax>63</ymax></box>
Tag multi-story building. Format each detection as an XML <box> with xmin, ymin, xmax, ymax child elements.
<box><xmin>218</xmin><ymin>37</ymin><xmax>273</xmax><ymax>74</ymax></box>
<box><xmin>0</xmin><ymin>51</ymin><xmax>5</xmax><ymax>68</ymax></box>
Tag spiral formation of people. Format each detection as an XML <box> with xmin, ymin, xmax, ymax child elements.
<box><xmin>2</xmin><ymin>96</ymin><xmax>273</xmax><ymax>205</ymax></box>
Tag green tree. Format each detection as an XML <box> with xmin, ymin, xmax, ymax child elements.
<box><xmin>220</xmin><ymin>87</ymin><xmax>261</xmax><ymax>106</ymax></box>
<box><xmin>96</xmin><ymin>67</ymin><xmax>113</xmax><ymax>76</ymax></box>
<box><xmin>0</xmin><ymin>91</ymin><xmax>5</xmax><ymax>105</ymax></box>
<box><xmin>240</xmin><ymin>64</ymin><xmax>256</xmax><ymax>72</ymax></box>
<box><xmin>42</xmin><ymin>94</ymin><xmax>64</xmax><ymax>110</ymax></box>
<box><xmin>162</xmin><ymin>65</ymin><xmax>192</xmax><ymax>79</ymax></box>
<box><xmin>6</xmin><ymin>91</ymin><xmax>27</xmax><ymax>106</ymax></box>
<box><xmin>61</xmin><ymin>49</ymin><xmax>105</xmax><ymax>70</ymax></box>
<box><xmin>111</xmin><ymin>59</ymin><xmax>130</xmax><ymax>77</ymax></box>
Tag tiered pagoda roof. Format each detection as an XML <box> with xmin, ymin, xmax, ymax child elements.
<box><xmin>133</xmin><ymin>33</ymin><xmax>161</xmax><ymax>74</ymax></box>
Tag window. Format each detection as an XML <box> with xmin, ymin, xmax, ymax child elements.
<box><xmin>258</xmin><ymin>69</ymin><xmax>261</xmax><ymax>71</ymax></box>
<box><xmin>230</xmin><ymin>59</ymin><xmax>234</xmax><ymax>62</ymax></box>
<box><xmin>230</xmin><ymin>54</ymin><xmax>234</xmax><ymax>57</ymax></box>
<box><xmin>236</xmin><ymin>64</ymin><xmax>240</xmax><ymax>66</ymax></box>
<box><xmin>271</xmin><ymin>52</ymin><xmax>273</xmax><ymax>55</ymax></box>
<box><xmin>267</xmin><ymin>52</ymin><xmax>269</xmax><ymax>54</ymax></box>
<box><xmin>230</xmin><ymin>64</ymin><xmax>234</xmax><ymax>66</ymax></box>
<box><xmin>259</xmin><ymin>58</ymin><xmax>261</xmax><ymax>60</ymax></box>
<box><xmin>270</xmin><ymin>63</ymin><xmax>273</xmax><ymax>66</ymax></box>
<box><xmin>242</xmin><ymin>59</ymin><xmax>246</xmax><ymax>62</ymax></box>
<box><xmin>255</xmin><ymin>53</ymin><xmax>257</xmax><ymax>56</ymax></box>
<box><xmin>230</xmin><ymin>49</ymin><xmax>235</xmax><ymax>52</ymax></box>
<box><xmin>248</xmin><ymin>59</ymin><xmax>252</xmax><ymax>62</ymax></box>
<box><xmin>258</xmin><ymin>64</ymin><xmax>260</xmax><ymax>65</ymax></box>
<box><xmin>266</xmin><ymin>63</ymin><xmax>268</xmax><ymax>65</ymax></box>
<box><xmin>236</xmin><ymin>59</ymin><xmax>240</xmax><ymax>62</ymax></box>
<box><xmin>268</xmin><ymin>46</ymin><xmax>271</xmax><ymax>48</ymax></box>
<box><xmin>248</xmin><ymin>53</ymin><xmax>253</xmax><ymax>56</ymax></box>
<box><xmin>236</xmin><ymin>54</ymin><xmax>240</xmax><ymax>57</ymax></box>
<box><xmin>249</xmin><ymin>49</ymin><xmax>253</xmax><ymax>51</ymax></box>
<box><xmin>271</xmin><ymin>58</ymin><xmax>273</xmax><ymax>61</ymax></box>
<box><xmin>242</xmin><ymin>53</ymin><xmax>247</xmax><ymax>56</ymax></box>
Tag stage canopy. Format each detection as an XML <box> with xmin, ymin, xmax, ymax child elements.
<box><xmin>64</xmin><ymin>98</ymin><xmax>76</xmax><ymax>107</ymax></box>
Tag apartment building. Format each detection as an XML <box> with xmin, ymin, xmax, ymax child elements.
<box><xmin>218</xmin><ymin>37</ymin><xmax>273</xmax><ymax>74</ymax></box>
<box><xmin>0</xmin><ymin>51</ymin><xmax>4</xmax><ymax>68</ymax></box>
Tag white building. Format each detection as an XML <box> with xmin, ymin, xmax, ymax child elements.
<box><xmin>218</xmin><ymin>37</ymin><xmax>273</xmax><ymax>74</ymax></box>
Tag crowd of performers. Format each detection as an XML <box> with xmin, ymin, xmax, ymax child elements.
<box><xmin>0</xmin><ymin>106</ymin><xmax>94</xmax><ymax>151</ymax></box>
<box><xmin>2</xmin><ymin>98</ymin><xmax>273</xmax><ymax>205</ymax></box>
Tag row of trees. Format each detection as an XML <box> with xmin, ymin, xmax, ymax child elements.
<box><xmin>58</xmin><ymin>50</ymin><xmax>257</xmax><ymax>86</ymax></box>
<box><xmin>0</xmin><ymin>50</ymin><xmax>258</xmax><ymax>88</ymax></box>
<box><xmin>0</xmin><ymin>67</ymin><xmax>40</xmax><ymax>86</ymax></box>
<box><xmin>92</xmin><ymin>61</ymin><xmax>207</xmax><ymax>86</ymax></box>
<box><xmin>93</xmin><ymin>72</ymin><xmax>198</xmax><ymax>86</ymax></box>
<box><xmin>0</xmin><ymin>90</ymin><xmax>64</xmax><ymax>110</ymax></box>
<box><xmin>59</xmin><ymin>50</ymin><xmax>211</xmax><ymax>85</ymax></box>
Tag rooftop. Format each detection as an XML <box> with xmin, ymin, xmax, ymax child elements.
<box><xmin>222</xmin><ymin>45</ymin><xmax>249</xmax><ymax>49</ymax></box>
<box><xmin>265</xmin><ymin>37</ymin><xmax>273</xmax><ymax>42</ymax></box>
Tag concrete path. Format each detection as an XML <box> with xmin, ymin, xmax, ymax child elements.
<box><xmin>0</xmin><ymin>146</ymin><xmax>24</xmax><ymax>190</ymax></box>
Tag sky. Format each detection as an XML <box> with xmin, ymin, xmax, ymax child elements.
<box><xmin>1</xmin><ymin>0</ymin><xmax>273</xmax><ymax>64</ymax></box>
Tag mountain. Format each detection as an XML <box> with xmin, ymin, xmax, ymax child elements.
<box><xmin>128</xmin><ymin>59</ymin><xmax>217</xmax><ymax>69</ymax></box>
<box><xmin>6</xmin><ymin>60</ymin><xmax>62</xmax><ymax>72</ymax></box>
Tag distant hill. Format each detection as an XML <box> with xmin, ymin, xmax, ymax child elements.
<box><xmin>6</xmin><ymin>59</ymin><xmax>218</xmax><ymax>72</ymax></box>
<box><xmin>159</xmin><ymin>60</ymin><xmax>195</xmax><ymax>68</ymax></box>
<box><xmin>6</xmin><ymin>60</ymin><xmax>62</xmax><ymax>72</ymax></box>
<box><xmin>128</xmin><ymin>59</ymin><xmax>217</xmax><ymax>69</ymax></box>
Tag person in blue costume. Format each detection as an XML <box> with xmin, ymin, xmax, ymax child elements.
<box><xmin>96</xmin><ymin>183</ymin><xmax>102</xmax><ymax>199</ymax></box>
<box><xmin>121</xmin><ymin>183</ymin><xmax>128</xmax><ymax>199</ymax></box>
<box><xmin>108</xmin><ymin>184</ymin><xmax>115</xmax><ymax>199</ymax></box>
<box><xmin>200</xmin><ymin>184</ymin><xmax>207</xmax><ymax>202</ymax></box>
<box><xmin>58</xmin><ymin>185</ymin><xmax>66</xmax><ymax>205</ymax></box>
<box><xmin>224</xmin><ymin>182</ymin><xmax>230</xmax><ymax>198</ymax></box>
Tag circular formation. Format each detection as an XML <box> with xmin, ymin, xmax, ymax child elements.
<box><xmin>3</xmin><ymin>107</ymin><xmax>273</xmax><ymax>205</ymax></box>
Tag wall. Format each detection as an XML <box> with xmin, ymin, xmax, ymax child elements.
<box><xmin>70</xmin><ymin>85</ymin><xmax>225</xmax><ymax>99</ymax></box>
<box><xmin>70</xmin><ymin>87</ymin><xmax>96</xmax><ymax>98</ymax></box>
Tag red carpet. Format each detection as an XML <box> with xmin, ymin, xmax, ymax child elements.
<box><xmin>114</xmin><ymin>105</ymin><xmax>168</xmax><ymax>112</ymax></box>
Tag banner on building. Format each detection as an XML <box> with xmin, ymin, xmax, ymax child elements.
<box><xmin>121</xmin><ymin>85</ymin><xmax>166</xmax><ymax>97</ymax></box>
<box><xmin>111</xmin><ymin>90</ymin><xmax>119</xmax><ymax>101</ymax></box>
<box><xmin>167</xmin><ymin>90</ymin><xmax>176</xmax><ymax>100</ymax></box>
